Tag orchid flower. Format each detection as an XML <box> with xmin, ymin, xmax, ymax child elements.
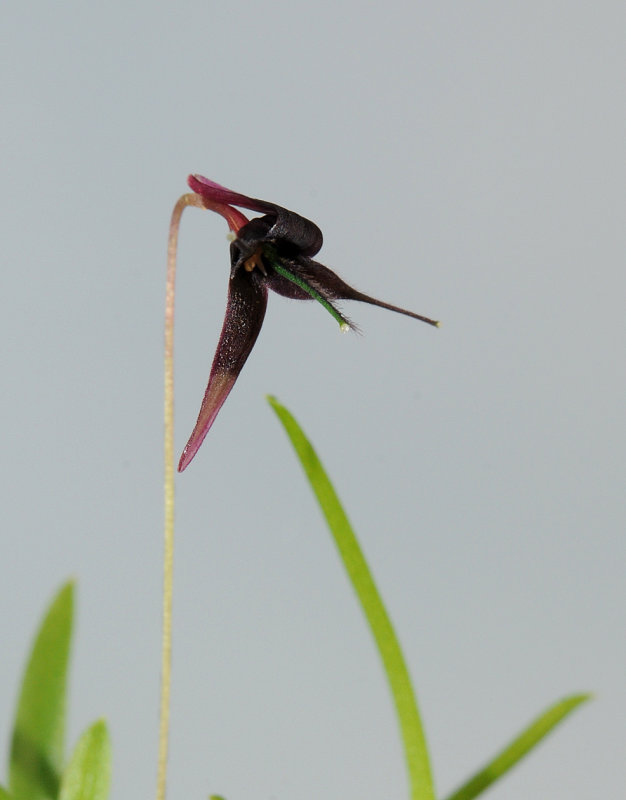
<box><xmin>176</xmin><ymin>175</ymin><xmax>439</xmax><ymax>471</ymax></box>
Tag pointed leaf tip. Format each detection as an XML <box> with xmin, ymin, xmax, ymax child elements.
<box><xmin>10</xmin><ymin>582</ymin><xmax>75</xmax><ymax>800</ymax></box>
<box><xmin>267</xmin><ymin>398</ymin><xmax>435</xmax><ymax>800</ymax></box>
<box><xmin>59</xmin><ymin>721</ymin><xmax>111</xmax><ymax>800</ymax></box>
<box><xmin>444</xmin><ymin>693</ymin><xmax>591</xmax><ymax>800</ymax></box>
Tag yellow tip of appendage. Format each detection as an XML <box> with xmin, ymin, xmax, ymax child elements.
<box><xmin>226</xmin><ymin>231</ymin><xmax>236</xmax><ymax>242</ymax></box>
<box><xmin>434</xmin><ymin>320</ymin><xmax>441</xmax><ymax>328</ymax></box>
<box><xmin>340</xmin><ymin>322</ymin><xmax>350</xmax><ymax>333</ymax></box>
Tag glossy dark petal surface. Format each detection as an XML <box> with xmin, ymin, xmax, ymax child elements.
<box><xmin>263</xmin><ymin>254</ymin><xmax>440</xmax><ymax>327</ymax></box>
<box><xmin>178</xmin><ymin>272</ymin><xmax>268</xmax><ymax>471</ymax></box>
<box><xmin>189</xmin><ymin>174</ymin><xmax>323</xmax><ymax>257</ymax></box>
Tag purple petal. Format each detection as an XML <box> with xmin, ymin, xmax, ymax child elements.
<box><xmin>263</xmin><ymin>208</ymin><xmax>323</xmax><ymax>257</ymax></box>
<box><xmin>189</xmin><ymin>174</ymin><xmax>323</xmax><ymax>257</ymax></box>
<box><xmin>344</xmin><ymin>291</ymin><xmax>439</xmax><ymax>326</ymax></box>
<box><xmin>188</xmin><ymin>174</ymin><xmax>274</xmax><ymax>215</ymax></box>
<box><xmin>178</xmin><ymin>273</ymin><xmax>268</xmax><ymax>471</ymax></box>
<box><xmin>268</xmin><ymin>256</ymin><xmax>440</xmax><ymax>327</ymax></box>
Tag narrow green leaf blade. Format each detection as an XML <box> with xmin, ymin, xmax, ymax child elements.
<box><xmin>0</xmin><ymin>786</ymin><xmax>14</xmax><ymax>800</ymax></box>
<box><xmin>10</xmin><ymin>582</ymin><xmax>75</xmax><ymax>800</ymax></box>
<box><xmin>59</xmin><ymin>721</ymin><xmax>111</xmax><ymax>800</ymax></box>
<box><xmin>444</xmin><ymin>693</ymin><xmax>591</xmax><ymax>800</ymax></box>
<box><xmin>268</xmin><ymin>396</ymin><xmax>435</xmax><ymax>800</ymax></box>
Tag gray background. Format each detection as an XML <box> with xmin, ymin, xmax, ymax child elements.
<box><xmin>1</xmin><ymin>1</ymin><xmax>624</xmax><ymax>798</ymax></box>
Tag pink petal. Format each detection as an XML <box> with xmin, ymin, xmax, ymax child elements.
<box><xmin>188</xmin><ymin>174</ymin><xmax>274</xmax><ymax>217</ymax></box>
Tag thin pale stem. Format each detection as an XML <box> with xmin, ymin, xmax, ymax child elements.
<box><xmin>158</xmin><ymin>192</ymin><xmax>205</xmax><ymax>800</ymax></box>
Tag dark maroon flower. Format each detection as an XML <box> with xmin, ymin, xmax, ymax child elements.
<box><xmin>178</xmin><ymin>175</ymin><xmax>439</xmax><ymax>471</ymax></box>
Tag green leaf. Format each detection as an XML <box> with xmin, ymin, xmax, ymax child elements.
<box><xmin>58</xmin><ymin>721</ymin><xmax>111</xmax><ymax>800</ymax></box>
<box><xmin>444</xmin><ymin>693</ymin><xmax>591</xmax><ymax>800</ymax></box>
<box><xmin>0</xmin><ymin>786</ymin><xmax>14</xmax><ymax>800</ymax></box>
<box><xmin>268</xmin><ymin>396</ymin><xmax>435</xmax><ymax>800</ymax></box>
<box><xmin>10</xmin><ymin>582</ymin><xmax>75</xmax><ymax>800</ymax></box>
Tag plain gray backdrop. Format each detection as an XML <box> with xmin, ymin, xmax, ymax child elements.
<box><xmin>2</xmin><ymin>2</ymin><xmax>624</xmax><ymax>798</ymax></box>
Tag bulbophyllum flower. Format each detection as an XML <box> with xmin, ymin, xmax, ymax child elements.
<box><xmin>177</xmin><ymin>174</ymin><xmax>439</xmax><ymax>471</ymax></box>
